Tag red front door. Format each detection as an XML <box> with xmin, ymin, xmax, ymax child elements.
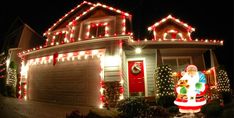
<box><xmin>128</xmin><ymin>60</ymin><xmax>145</xmax><ymax>96</ymax></box>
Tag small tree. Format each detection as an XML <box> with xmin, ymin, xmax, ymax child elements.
<box><xmin>6</xmin><ymin>61</ymin><xmax>17</xmax><ymax>97</ymax></box>
<box><xmin>217</xmin><ymin>67</ymin><xmax>232</xmax><ymax>104</ymax></box>
<box><xmin>217</xmin><ymin>69</ymin><xmax>231</xmax><ymax>93</ymax></box>
<box><xmin>155</xmin><ymin>65</ymin><xmax>175</xmax><ymax>107</ymax></box>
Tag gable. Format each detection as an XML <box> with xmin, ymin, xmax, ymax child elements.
<box><xmin>148</xmin><ymin>15</ymin><xmax>195</xmax><ymax>41</ymax></box>
<box><xmin>50</xmin><ymin>3</ymin><xmax>92</xmax><ymax>31</ymax></box>
<box><xmin>148</xmin><ymin>15</ymin><xmax>195</xmax><ymax>32</ymax></box>
<box><xmin>44</xmin><ymin>1</ymin><xmax>131</xmax><ymax>35</ymax></box>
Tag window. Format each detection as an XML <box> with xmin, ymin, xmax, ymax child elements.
<box><xmin>51</xmin><ymin>32</ymin><xmax>66</xmax><ymax>45</ymax></box>
<box><xmin>86</xmin><ymin>23</ymin><xmax>109</xmax><ymax>39</ymax></box>
<box><xmin>55</xmin><ymin>33</ymin><xmax>66</xmax><ymax>43</ymax></box>
<box><xmin>163</xmin><ymin>30</ymin><xmax>183</xmax><ymax>41</ymax></box>
<box><xmin>162</xmin><ymin>57</ymin><xmax>192</xmax><ymax>72</ymax></box>
<box><xmin>89</xmin><ymin>25</ymin><xmax>105</xmax><ymax>38</ymax></box>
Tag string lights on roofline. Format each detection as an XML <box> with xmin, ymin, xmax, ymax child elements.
<box><xmin>148</xmin><ymin>14</ymin><xmax>195</xmax><ymax>32</ymax></box>
<box><xmin>44</xmin><ymin>1</ymin><xmax>131</xmax><ymax>36</ymax></box>
<box><xmin>18</xmin><ymin>37</ymin><xmax>223</xmax><ymax>57</ymax></box>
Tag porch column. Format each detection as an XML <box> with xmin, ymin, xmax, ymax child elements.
<box><xmin>209</xmin><ymin>49</ymin><xmax>219</xmax><ymax>67</ymax></box>
<box><xmin>209</xmin><ymin>49</ymin><xmax>219</xmax><ymax>87</ymax></box>
<box><xmin>155</xmin><ymin>49</ymin><xmax>162</xmax><ymax>67</ymax></box>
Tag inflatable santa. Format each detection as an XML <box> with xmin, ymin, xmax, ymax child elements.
<box><xmin>174</xmin><ymin>65</ymin><xmax>207</xmax><ymax>113</ymax></box>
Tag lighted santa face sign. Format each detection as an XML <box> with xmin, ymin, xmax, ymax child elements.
<box><xmin>174</xmin><ymin>65</ymin><xmax>207</xmax><ymax>113</ymax></box>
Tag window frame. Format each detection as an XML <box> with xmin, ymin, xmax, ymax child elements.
<box><xmin>162</xmin><ymin>56</ymin><xmax>193</xmax><ymax>72</ymax></box>
<box><xmin>80</xmin><ymin>16</ymin><xmax>115</xmax><ymax>40</ymax></box>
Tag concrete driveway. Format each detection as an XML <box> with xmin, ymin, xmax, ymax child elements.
<box><xmin>0</xmin><ymin>95</ymin><xmax>91</xmax><ymax>118</ymax></box>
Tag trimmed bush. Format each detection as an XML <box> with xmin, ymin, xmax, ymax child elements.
<box><xmin>221</xmin><ymin>92</ymin><xmax>232</xmax><ymax>104</ymax></box>
<box><xmin>86</xmin><ymin>108</ymin><xmax>119</xmax><ymax>118</ymax></box>
<box><xmin>148</xmin><ymin>106</ymin><xmax>170</xmax><ymax>118</ymax></box>
<box><xmin>117</xmin><ymin>97</ymin><xmax>149</xmax><ymax>118</ymax></box>
<box><xmin>201</xmin><ymin>100</ymin><xmax>223</xmax><ymax>118</ymax></box>
<box><xmin>104</xmin><ymin>81</ymin><xmax>121</xmax><ymax>108</ymax></box>
<box><xmin>157</xmin><ymin>95</ymin><xmax>175</xmax><ymax>108</ymax></box>
<box><xmin>221</xmin><ymin>109</ymin><xmax>234</xmax><ymax>118</ymax></box>
<box><xmin>66</xmin><ymin>110</ymin><xmax>85</xmax><ymax>118</ymax></box>
<box><xmin>167</xmin><ymin>106</ymin><xmax>179</xmax><ymax>114</ymax></box>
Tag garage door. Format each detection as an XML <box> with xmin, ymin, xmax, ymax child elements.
<box><xmin>28</xmin><ymin>57</ymin><xmax>101</xmax><ymax>107</ymax></box>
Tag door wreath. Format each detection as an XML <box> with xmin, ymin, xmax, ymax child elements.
<box><xmin>131</xmin><ymin>63</ymin><xmax>141</xmax><ymax>74</ymax></box>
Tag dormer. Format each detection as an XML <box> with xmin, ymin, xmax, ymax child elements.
<box><xmin>148</xmin><ymin>15</ymin><xmax>195</xmax><ymax>41</ymax></box>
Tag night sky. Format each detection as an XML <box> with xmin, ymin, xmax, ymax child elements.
<box><xmin>0</xmin><ymin>0</ymin><xmax>233</xmax><ymax>86</ymax></box>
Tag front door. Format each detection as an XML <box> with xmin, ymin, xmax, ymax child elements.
<box><xmin>128</xmin><ymin>60</ymin><xmax>145</xmax><ymax>96</ymax></box>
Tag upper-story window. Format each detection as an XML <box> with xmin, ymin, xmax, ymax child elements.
<box><xmin>51</xmin><ymin>31</ymin><xmax>67</xmax><ymax>45</ymax></box>
<box><xmin>163</xmin><ymin>29</ymin><xmax>183</xmax><ymax>41</ymax></box>
<box><xmin>86</xmin><ymin>22</ymin><xmax>109</xmax><ymax>39</ymax></box>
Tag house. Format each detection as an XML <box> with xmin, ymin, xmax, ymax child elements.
<box><xmin>18</xmin><ymin>1</ymin><xmax>223</xmax><ymax>108</ymax></box>
<box><xmin>0</xmin><ymin>20</ymin><xmax>43</xmax><ymax>96</ymax></box>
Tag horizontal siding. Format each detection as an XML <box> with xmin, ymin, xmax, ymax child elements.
<box><xmin>104</xmin><ymin>66</ymin><xmax>120</xmax><ymax>81</ymax></box>
<box><xmin>122</xmin><ymin>52</ymin><xmax>128</xmax><ymax>97</ymax></box>
<box><xmin>145</xmin><ymin>54</ymin><xmax>156</xmax><ymax>96</ymax></box>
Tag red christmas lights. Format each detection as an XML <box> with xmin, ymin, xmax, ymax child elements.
<box><xmin>44</xmin><ymin>1</ymin><xmax>131</xmax><ymax>36</ymax></box>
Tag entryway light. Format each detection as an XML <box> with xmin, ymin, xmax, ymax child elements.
<box><xmin>135</xmin><ymin>47</ymin><xmax>142</xmax><ymax>54</ymax></box>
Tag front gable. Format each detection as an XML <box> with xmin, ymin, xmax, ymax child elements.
<box><xmin>51</xmin><ymin>3</ymin><xmax>93</xmax><ymax>31</ymax></box>
<box><xmin>43</xmin><ymin>1</ymin><xmax>132</xmax><ymax>46</ymax></box>
<box><xmin>44</xmin><ymin>1</ymin><xmax>131</xmax><ymax>35</ymax></box>
<box><xmin>148</xmin><ymin>15</ymin><xmax>195</xmax><ymax>41</ymax></box>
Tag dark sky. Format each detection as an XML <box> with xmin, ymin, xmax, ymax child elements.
<box><xmin>0</xmin><ymin>0</ymin><xmax>233</xmax><ymax>85</ymax></box>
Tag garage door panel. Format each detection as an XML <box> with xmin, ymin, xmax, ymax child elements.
<box><xmin>28</xmin><ymin>58</ymin><xmax>101</xmax><ymax>106</ymax></box>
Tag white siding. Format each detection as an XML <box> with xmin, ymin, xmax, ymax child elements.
<box><xmin>122</xmin><ymin>52</ymin><xmax>128</xmax><ymax>97</ymax></box>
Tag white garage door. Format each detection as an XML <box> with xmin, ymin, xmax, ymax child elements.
<box><xmin>28</xmin><ymin>58</ymin><xmax>101</xmax><ymax>107</ymax></box>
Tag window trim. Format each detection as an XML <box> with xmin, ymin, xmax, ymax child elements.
<box><xmin>80</xmin><ymin>16</ymin><xmax>115</xmax><ymax>40</ymax></box>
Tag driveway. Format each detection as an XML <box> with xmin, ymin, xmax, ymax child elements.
<box><xmin>0</xmin><ymin>95</ymin><xmax>91</xmax><ymax>118</ymax></box>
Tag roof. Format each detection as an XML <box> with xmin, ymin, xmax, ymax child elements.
<box><xmin>147</xmin><ymin>15</ymin><xmax>195</xmax><ymax>32</ymax></box>
<box><xmin>44</xmin><ymin>1</ymin><xmax>131</xmax><ymax>35</ymax></box>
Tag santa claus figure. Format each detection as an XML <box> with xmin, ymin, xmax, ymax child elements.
<box><xmin>174</xmin><ymin>65</ymin><xmax>207</xmax><ymax>113</ymax></box>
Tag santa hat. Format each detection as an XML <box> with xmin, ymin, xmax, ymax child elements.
<box><xmin>185</xmin><ymin>65</ymin><xmax>197</xmax><ymax>72</ymax></box>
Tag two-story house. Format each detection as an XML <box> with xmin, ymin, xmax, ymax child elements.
<box><xmin>18</xmin><ymin>1</ymin><xmax>223</xmax><ymax>108</ymax></box>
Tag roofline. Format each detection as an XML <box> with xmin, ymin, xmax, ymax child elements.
<box><xmin>19</xmin><ymin>35</ymin><xmax>131</xmax><ymax>57</ymax></box>
<box><xmin>44</xmin><ymin>1</ymin><xmax>131</xmax><ymax>35</ymax></box>
<box><xmin>128</xmin><ymin>39</ymin><xmax>223</xmax><ymax>46</ymax></box>
<box><xmin>24</xmin><ymin>24</ymin><xmax>44</xmax><ymax>39</ymax></box>
<box><xmin>147</xmin><ymin>14</ymin><xmax>195</xmax><ymax>32</ymax></box>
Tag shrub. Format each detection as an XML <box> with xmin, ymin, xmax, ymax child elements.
<box><xmin>148</xmin><ymin>106</ymin><xmax>170</xmax><ymax>118</ymax></box>
<box><xmin>86</xmin><ymin>108</ymin><xmax>119</xmax><ymax>118</ymax></box>
<box><xmin>167</xmin><ymin>106</ymin><xmax>179</xmax><ymax>114</ymax></box>
<box><xmin>117</xmin><ymin>97</ymin><xmax>149</xmax><ymax>118</ymax></box>
<box><xmin>104</xmin><ymin>81</ymin><xmax>121</xmax><ymax>108</ymax></box>
<box><xmin>66</xmin><ymin>110</ymin><xmax>85</xmax><ymax>118</ymax></box>
<box><xmin>157</xmin><ymin>95</ymin><xmax>175</xmax><ymax>108</ymax></box>
<box><xmin>201</xmin><ymin>100</ymin><xmax>223</xmax><ymax>118</ymax></box>
<box><xmin>221</xmin><ymin>91</ymin><xmax>232</xmax><ymax>104</ymax></box>
<box><xmin>221</xmin><ymin>109</ymin><xmax>234</xmax><ymax>118</ymax></box>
